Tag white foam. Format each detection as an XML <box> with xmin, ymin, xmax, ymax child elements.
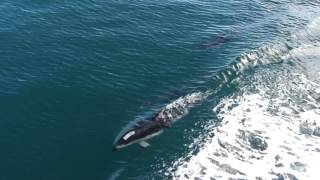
<box><xmin>170</xmin><ymin>76</ymin><xmax>320</xmax><ymax>179</ymax></box>
<box><xmin>168</xmin><ymin>40</ymin><xmax>320</xmax><ymax>179</ymax></box>
<box><xmin>164</xmin><ymin>16</ymin><xmax>320</xmax><ymax>179</ymax></box>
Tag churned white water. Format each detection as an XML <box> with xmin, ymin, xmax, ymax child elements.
<box><xmin>168</xmin><ymin>17</ymin><xmax>320</xmax><ymax>180</ymax></box>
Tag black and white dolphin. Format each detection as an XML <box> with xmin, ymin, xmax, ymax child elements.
<box><xmin>113</xmin><ymin>92</ymin><xmax>209</xmax><ymax>150</ymax></box>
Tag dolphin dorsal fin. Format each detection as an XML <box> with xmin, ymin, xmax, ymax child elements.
<box><xmin>139</xmin><ymin>141</ymin><xmax>150</xmax><ymax>148</ymax></box>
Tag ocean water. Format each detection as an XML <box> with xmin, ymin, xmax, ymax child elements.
<box><xmin>1</xmin><ymin>0</ymin><xmax>320</xmax><ymax>179</ymax></box>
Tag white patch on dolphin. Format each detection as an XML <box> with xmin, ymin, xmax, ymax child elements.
<box><xmin>123</xmin><ymin>131</ymin><xmax>135</xmax><ymax>140</ymax></box>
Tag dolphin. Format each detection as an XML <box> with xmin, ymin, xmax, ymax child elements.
<box><xmin>113</xmin><ymin>92</ymin><xmax>208</xmax><ymax>150</ymax></box>
<box><xmin>198</xmin><ymin>36</ymin><xmax>230</xmax><ymax>49</ymax></box>
<box><xmin>112</xmin><ymin>114</ymin><xmax>167</xmax><ymax>150</ymax></box>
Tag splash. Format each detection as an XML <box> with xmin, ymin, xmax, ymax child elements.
<box><xmin>170</xmin><ymin>53</ymin><xmax>320</xmax><ymax>179</ymax></box>
<box><xmin>166</xmin><ymin>16</ymin><xmax>320</xmax><ymax>179</ymax></box>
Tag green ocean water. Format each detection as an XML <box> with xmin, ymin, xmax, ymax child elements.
<box><xmin>1</xmin><ymin>0</ymin><xmax>320</xmax><ymax>179</ymax></box>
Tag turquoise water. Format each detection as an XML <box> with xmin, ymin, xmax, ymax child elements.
<box><xmin>1</xmin><ymin>1</ymin><xmax>320</xmax><ymax>179</ymax></box>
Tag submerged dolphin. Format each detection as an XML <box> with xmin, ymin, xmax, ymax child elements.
<box><xmin>113</xmin><ymin>92</ymin><xmax>208</xmax><ymax>150</ymax></box>
<box><xmin>198</xmin><ymin>36</ymin><xmax>230</xmax><ymax>49</ymax></box>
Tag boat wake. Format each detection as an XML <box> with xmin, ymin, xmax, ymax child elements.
<box><xmin>164</xmin><ymin>16</ymin><xmax>320</xmax><ymax>180</ymax></box>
